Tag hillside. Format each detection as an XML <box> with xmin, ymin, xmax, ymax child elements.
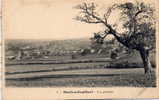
<box><xmin>5</xmin><ymin>38</ymin><xmax>91</xmax><ymax>56</ymax></box>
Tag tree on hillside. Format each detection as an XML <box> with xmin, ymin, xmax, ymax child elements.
<box><xmin>75</xmin><ymin>1</ymin><xmax>156</xmax><ymax>75</ymax></box>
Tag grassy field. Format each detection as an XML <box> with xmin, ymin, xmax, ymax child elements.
<box><xmin>5</xmin><ymin>62</ymin><xmax>156</xmax><ymax>87</ymax></box>
<box><xmin>6</xmin><ymin>67</ymin><xmax>156</xmax><ymax>87</ymax></box>
<box><xmin>5</xmin><ymin>39</ymin><xmax>156</xmax><ymax>87</ymax></box>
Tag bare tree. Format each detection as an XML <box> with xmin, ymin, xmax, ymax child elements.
<box><xmin>75</xmin><ymin>1</ymin><xmax>155</xmax><ymax>75</ymax></box>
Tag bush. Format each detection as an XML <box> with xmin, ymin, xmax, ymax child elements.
<box><xmin>110</xmin><ymin>52</ymin><xmax>118</xmax><ymax>59</ymax></box>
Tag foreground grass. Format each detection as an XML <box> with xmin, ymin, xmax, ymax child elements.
<box><xmin>5</xmin><ymin>51</ymin><xmax>156</xmax><ymax>87</ymax></box>
<box><xmin>6</xmin><ymin>68</ymin><xmax>156</xmax><ymax>87</ymax></box>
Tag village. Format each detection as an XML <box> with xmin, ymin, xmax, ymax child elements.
<box><xmin>5</xmin><ymin>38</ymin><xmax>129</xmax><ymax>62</ymax></box>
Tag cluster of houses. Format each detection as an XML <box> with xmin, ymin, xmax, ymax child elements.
<box><xmin>6</xmin><ymin>42</ymin><xmax>129</xmax><ymax>60</ymax></box>
<box><xmin>6</xmin><ymin>46</ymin><xmax>50</xmax><ymax>60</ymax></box>
<box><xmin>6</xmin><ymin>46</ymin><xmax>107</xmax><ymax>61</ymax></box>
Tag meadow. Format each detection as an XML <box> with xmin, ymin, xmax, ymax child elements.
<box><xmin>5</xmin><ymin>39</ymin><xmax>156</xmax><ymax>87</ymax></box>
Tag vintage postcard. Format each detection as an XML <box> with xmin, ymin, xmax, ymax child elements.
<box><xmin>2</xmin><ymin>0</ymin><xmax>159</xmax><ymax>99</ymax></box>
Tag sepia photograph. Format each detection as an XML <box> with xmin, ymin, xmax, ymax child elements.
<box><xmin>4</xmin><ymin>0</ymin><xmax>157</xmax><ymax>87</ymax></box>
<box><xmin>2</xmin><ymin>0</ymin><xmax>159</xmax><ymax>99</ymax></box>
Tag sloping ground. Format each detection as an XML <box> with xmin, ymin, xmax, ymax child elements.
<box><xmin>6</xmin><ymin>58</ymin><xmax>112</xmax><ymax>65</ymax></box>
<box><xmin>6</xmin><ymin>67</ymin><xmax>144</xmax><ymax>79</ymax></box>
<box><xmin>5</xmin><ymin>51</ymin><xmax>140</xmax><ymax>66</ymax></box>
<box><xmin>6</xmin><ymin>68</ymin><xmax>156</xmax><ymax>87</ymax></box>
<box><xmin>5</xmin><ymin>51</ymin><xmax>156</xmax><ymax>87</ymax></box>
<box><xmin>6</xmin><ymin>62</ymin><xmax>107</xmax><ymax>74</ymax></box>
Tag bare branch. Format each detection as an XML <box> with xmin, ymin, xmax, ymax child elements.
<box><xmin>103</xmin><ymin>4</ymin><xmax>118</xmax><ymax>23</ymax></box>
<box><xmin>134</xmin><ymin>10</ymin><xmax>143</xmax><ymax>17</ymax></box>
<box><xmin>75</xmin><ymin>16</ymin><xmax>101</xmax><ymax>24</ymax></box>
<box><xmin>75</xmin><ymin>2</ymin><xmax>107</xmax><ymax>25</ymax></box>
<box><xmin>75</xmin><ymin>2</ymin><xmax>120</xmax><ymax>38</ymax></box>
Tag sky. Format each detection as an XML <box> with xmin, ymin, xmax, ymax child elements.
<box><xmin>3</xmin><ymin>0</ymin><xmax>155</xmax><ymax>40</ymax></box>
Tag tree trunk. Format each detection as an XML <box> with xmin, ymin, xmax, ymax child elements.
<box><xmin>139</xmin><ymin>48</ymin><xmax>153</xmax><ymax>74</ymax></box>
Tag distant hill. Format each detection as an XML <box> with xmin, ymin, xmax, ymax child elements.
<box><xmin>5</xmin><ymin>38</ymin><xmax>91</xmax><ymax>56</ymax></box>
